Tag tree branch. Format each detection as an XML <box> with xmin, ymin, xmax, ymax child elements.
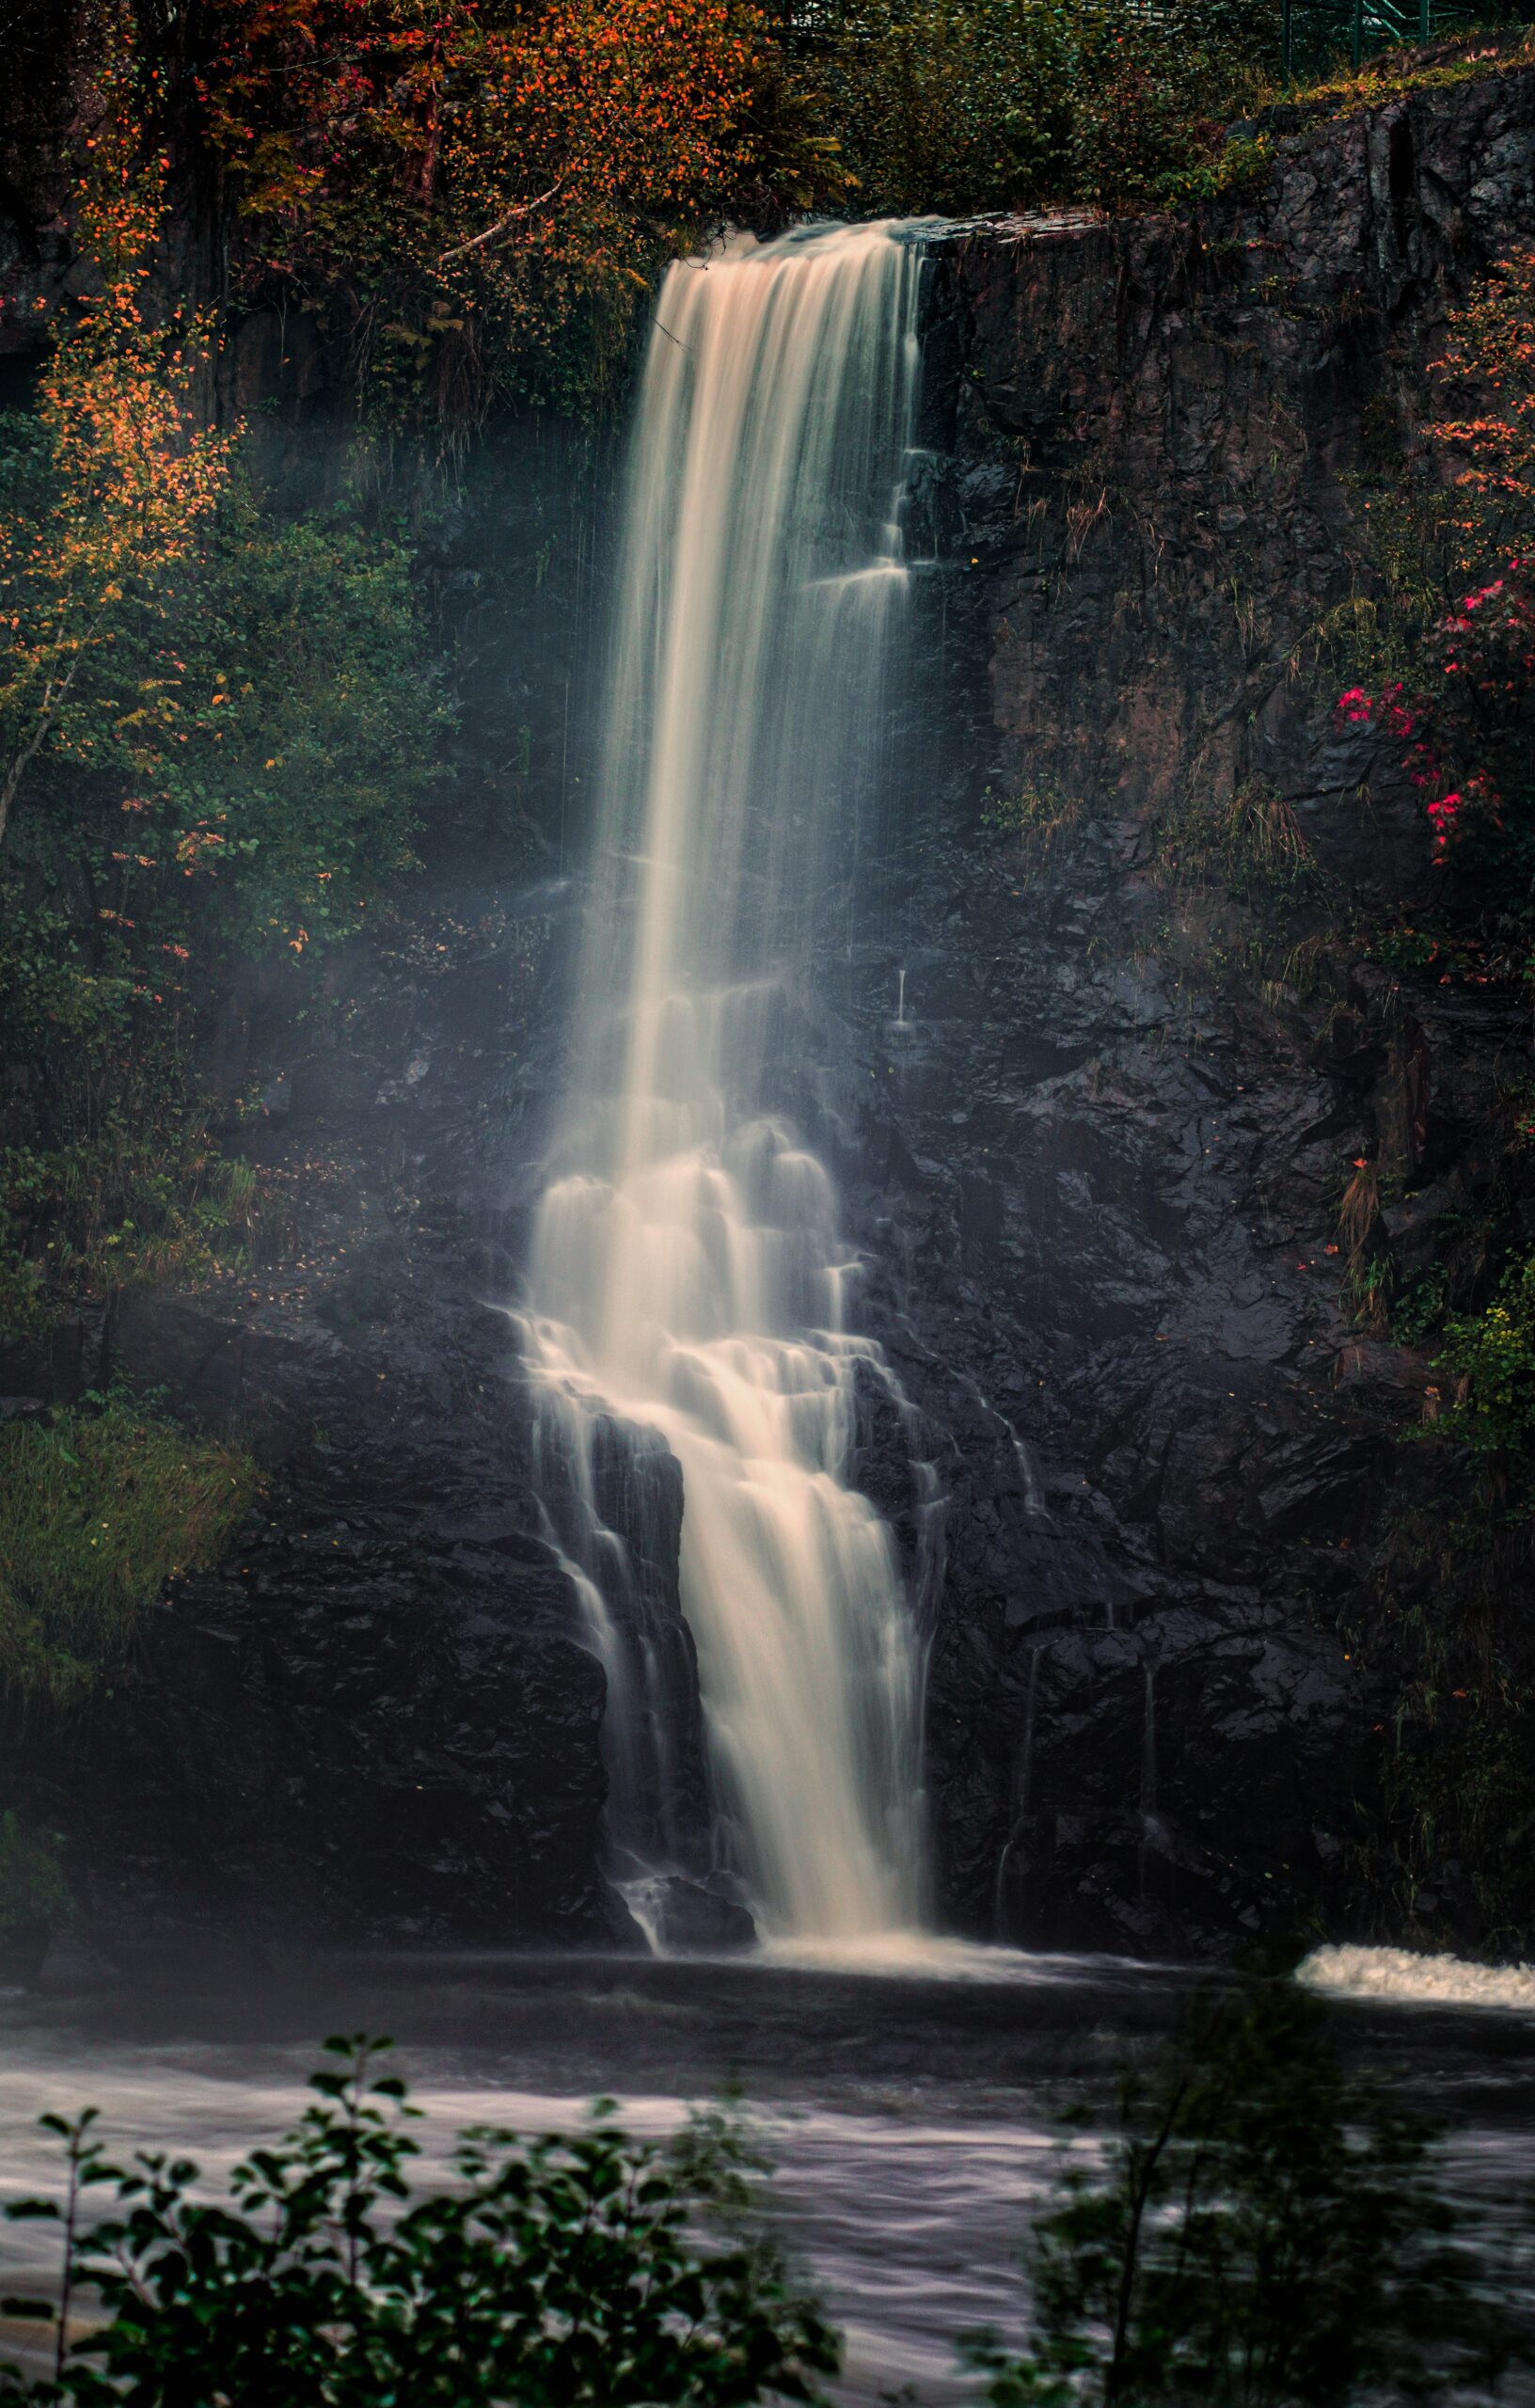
<box><xmin>437</xmin><ymin>182</ymin><xmax>563</xmax><ymax>266</ymax></box>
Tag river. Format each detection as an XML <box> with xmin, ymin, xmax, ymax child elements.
<box><xmin>3</xmin><ymin>1947</ymin><xmax>1533</xmax><ymax>2400</ymax></box>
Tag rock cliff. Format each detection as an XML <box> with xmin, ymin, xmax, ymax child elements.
<box><xmin>831</xmin><ymin>59</ymin><xmax>1535</xmax><ymax>1950</ymax></box>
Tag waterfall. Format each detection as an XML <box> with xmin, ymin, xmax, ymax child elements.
<box><xmin>522</xmin><ymin>221</ymin><xmax>929</xmax><ymax>1945</ymax></box>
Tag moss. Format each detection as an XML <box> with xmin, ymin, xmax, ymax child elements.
<box><xmin>1289</xmin><ymin>34</ymin><xmax>1535</xmax><ymax>119</ymax></box>
<box><xmin>981</xmin><ymin>777</ymin><xmax>1083</xmax><ymax>872</ymax></box>
<box><xmin>0</xmin><ymin>1392</ymin><xmax>258</xmax><ymax>1709</ymax></box>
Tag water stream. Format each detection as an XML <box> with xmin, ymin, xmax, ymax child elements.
<box><xmin>521</xmin><ymin>222</ymin><xmax>931</xmax><ymax>1942</ymax></box>
<box><xmin>3</xmin><ymin>1957</ymin><xmax>1532</xmax><ymax>2402</ymax></box>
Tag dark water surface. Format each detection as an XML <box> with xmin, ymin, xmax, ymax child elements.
<box><xmin>3</xmin><ymin>1949</ymin><xmax>1533</xmax><ymax>2400</ymax></box>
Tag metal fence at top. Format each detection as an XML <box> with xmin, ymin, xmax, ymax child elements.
<box><xmin>1281</xmin><ymin>0</ymin><xmax>1502</xmax><ymax>76</ymax></box>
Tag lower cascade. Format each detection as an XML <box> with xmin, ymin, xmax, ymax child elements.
<box><xmin>521</xmin><ymin>220</ymin><xmax>932</xmax><ymax>1945</ymax></box>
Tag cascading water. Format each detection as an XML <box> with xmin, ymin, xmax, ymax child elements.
<box><xmin>522</xmin><ymin>220</ymin><xmax>931</xmax><ymax>1946</ymax></box>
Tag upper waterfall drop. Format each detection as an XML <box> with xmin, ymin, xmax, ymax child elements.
<box><xmin>523</xmin><ymin>219</ymin><xmax>931</xmax><ymax>1945</ymax></box>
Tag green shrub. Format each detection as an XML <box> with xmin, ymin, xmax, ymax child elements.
<box><xmin>0</xmin><ymin>1393</ymin><xmax>257</xmax><ymax>1708</ymax></box>
<box><xmin>0</xmin><ymin>1814</ymin><xmax>71</xmax><ymax>1938</ymax></box>
<box><xmin>1433</xmin><ymin>1248</ymin><xmax>1535</xmax><ymax>1477</ymax></box>
<box><xmin>810</xmin><ymin>0</ymin><xmax>1076</xmax><ymax>217</ymax></box>
<box><xmin>1157</xmin><ymin>778</ymin><xmax>1315</xmax><ymax>906</ymax></box>
<box><xmin>0</xmin><ymin>917</ymin><xmax>255</xmax><ymax>1325</ymax></box>
<box><xmin>0</xmin><ymin>144</ymin><xmax>444</xmax><ymax>1338</ymax></box>
<box><xmin>0</xmin><ymin>2036</ymin><xmax>839</xmax><ymax>2406</ymax></box>
<box><xmin>0</xmin><ymin>435</ymin><xmax>442</xmax><ymax>967</ymax></box>
<box><xmin>982</xmin><ymin>778</ymin><xmax>1082</xmax><ymax>867</ymax></box>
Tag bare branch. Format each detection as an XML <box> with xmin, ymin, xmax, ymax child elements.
<box><xmin>437</xmin><ymin>181</ymin><xmax>563</xmax><ymax>267</ymax></box>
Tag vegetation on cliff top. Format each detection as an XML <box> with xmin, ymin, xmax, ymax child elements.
<box><xmin>188</xmin><ymin>0</ymin><xmax>845</xmax><ymax>421</ymax></box>
<box><xmin>15</xmin><ymin>0</ymin><xmax>1483</xmax><ymax>437</ymax></box>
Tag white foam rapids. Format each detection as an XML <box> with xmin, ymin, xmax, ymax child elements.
<box><xmin>1298</xmin><ymin>1944</ymin><xmax>1535</xmax><ymax>2012</ymax></box>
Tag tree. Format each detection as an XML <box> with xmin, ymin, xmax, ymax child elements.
<box><xmin>960</xmin><ymin>1979</ymin><xmax>1515</xmax><ymax>2405</ymax></box>
<box><xmin>0</xmin><ymin>26</ymin><xmax>443</xmax><ymax>1326</ymax></box>
<box><xmin>0</xmin><ymin>65</ymin><xmax>234</xmax><ymax>852</ymax></box>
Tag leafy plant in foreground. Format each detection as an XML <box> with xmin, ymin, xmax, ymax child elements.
<box><xmin>0</xmin><ymin>2036</ymin><xmax>839</xmax><ymax>2406</ymax></box>
<box><xmin>961</xmin><ymin>1977</ymin><xmax>1517</xmax><ymax>2404</ymax></box>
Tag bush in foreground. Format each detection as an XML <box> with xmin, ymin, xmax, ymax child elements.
<box><xmin>0</xmin><ymin>2036</ymin><xmax>839</xmax><ymax>2406</ymax></box>
<box><xmin>962</xmin><ymin>1976</ymin><xmax>1522</xmax><ymax>2405</ymax></box>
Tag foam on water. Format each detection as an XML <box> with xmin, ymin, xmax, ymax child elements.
<box><xmin>1298</xmin><ymin>1943</ymin><xmax>1535</xmax><ymax>2011</ymax></box>
<box><xmin>754</xmin><ymin>1934</ymin><xmax>1107</xmax><ymax>1984</ymax></box>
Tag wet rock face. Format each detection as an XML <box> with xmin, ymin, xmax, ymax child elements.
<box><xmin>792</xmin><ymin>65</ymin><xmax>1535</xmax><ymax>1953</ymax></box>
<box><xmin>78</xmin><ymin>1426</ymin><xmax>625</xmax><ymax>1953</ymax></box>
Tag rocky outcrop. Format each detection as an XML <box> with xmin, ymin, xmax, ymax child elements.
<box><xmin>804</xmin><ymin>60</ymin><xmax>1535</xmax><ymax>1951</ymax></box>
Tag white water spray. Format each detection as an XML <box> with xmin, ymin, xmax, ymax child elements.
<box><xmin>522</xmin><ymin>223</ymin><xmax>931</xmax><ymax>1943</ymax></box>
<box><xmin>1298</xmin><ymin>1945</ymin><xmax>1535</xmax><ymax>2012</ymax></box>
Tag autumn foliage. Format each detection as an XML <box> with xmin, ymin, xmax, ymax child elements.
<box><xmin>1337</xmin><ymin>253</ymin><xmax>1535</xmax><ymax>907</ymax></box>
<box><xmin>0</xmin><ymin>87</ymin><xmax>234</xmax><ymax>849</ymax></box>
<box><xmin>191</xmin><ymin>0</ymin><xmax>837</xmax><ymax>417</ymax></box>
<box><xmin>1430</xmin><ymin>247</ymin><xmax>1535</xmax><ymax>566</ymax></box>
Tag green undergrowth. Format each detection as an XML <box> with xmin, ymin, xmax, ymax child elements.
<box><xmin>7</xmin><ymin>2004</ymin><xmax>1527</xmax><ymax>2407</ymax></box>
<box><xmin>981</xmin><ymin>777</ymin><xmax>1084</xmax><ymax>874</ymax></box>
<box><xmin>0</xmin><ymin>388</ymin><xmax>443</xmax><ymax>1333</ymax></box>
<box><xmin>801</xmin><ymin>0</ymin><xmax>1282</xmax><ymax>219</ymax></box>
<box><xmin>0</xmin><ymin>1391</ymin><xmax>258</xmax><ymax>1710</ymax></box>
<box><xmin>1157</xmin><ymin>777</ymin><xmax>1321</xmax><ymax>909</ymax></box>
<box><xmin>1147</xmin><ymin>776</ymin><xmax>1350</xmax><ymax>1018</ymax></box>
<box><xmin>1347</xmin><ymin>1250</ymin><xmax>1535</xmax><ymax>1947</ymax></box>
<box><xmin>0</xmin><ymin>2036</ymin><xmax>839</xmax><ymax>2407</ymax></box>
<box><xmin>0</xmin><ymin>932</ymin><xmax>253</xmax><ymax>1333</ymax></box>
<box><xmin>1305</xmin><ymin>478</ymin><xmax>1459</xmax><ymax>704</ymax></box>
<box><xmin>964</xmin><ymin>1977</ymin><xmax>1518</xmax><ymax>2403</ymax></box>
<box><xmin>0</xmin><ymin>1812</ymin><xmax>71</xmax><ymax>1938</ymax></box>
<box><xmin>800</xmin><ymin>8</ymin><xmax>1528</xmax><ymax>230</ymax></box>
